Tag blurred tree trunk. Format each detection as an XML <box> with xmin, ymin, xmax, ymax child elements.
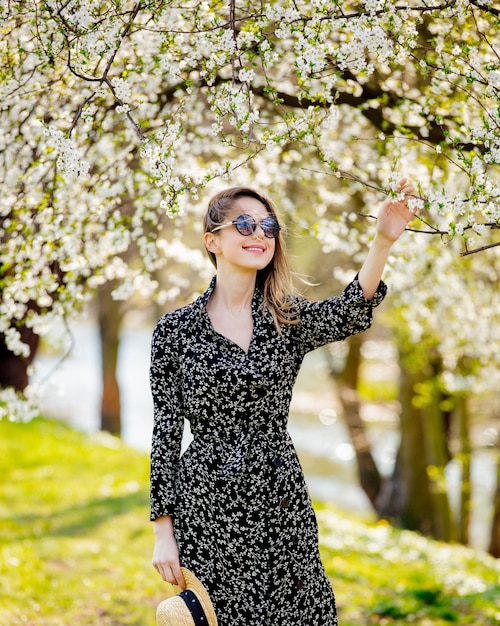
<box><xmin>377</xmin><ymin>363</ymin><xmax>434</xmax><ymax>534</ymax></box>
<box><xmin>422</xmin><ymin>378</ymin><xmax>453</xmax><ymax>541</ymax></box>
<box><xmin>488</xmin><ymin>450</ymin><xmax>500</xmax><ymax>557</ymax></box>
<box><xmin>0</xmin><ymin>325</ymin><xmax>39</xmax><ymax>392</ymax></box>
<box><xmin>97</xmin><ymin>282</ymin><xmax>124</xmax><ymax>436</ymax></box>
<box><xmin>324</xmin><ymin>335</ymin><xmax>382</xmax><ymax>508</ymax></box>
<box><xmin>325</xmin><ymin>340</ymin><xmax>458</xmax><ymax>541</ymax></box>
<box><xmin>456</xmin><ymin>394</ymin><xmax>471</xmax><ymax>545</ymax></box>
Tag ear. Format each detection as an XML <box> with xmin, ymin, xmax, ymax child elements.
<box><xmin>204</xmin><ymin>231</ymin><xmax>220</xmax><ymax>254</ymax></box>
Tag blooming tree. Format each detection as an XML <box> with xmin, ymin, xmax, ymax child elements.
<box><xmin>1</xmin><ymin>0</ymin><xmax>500</xmax><ymax>404</ymax></box>
<box><xmin>2</xmin><ymin>0</ymin><xmax>500</xmax><ymax>553</ymax></box>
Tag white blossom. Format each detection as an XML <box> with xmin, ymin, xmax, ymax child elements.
<box><xmin>1</xmin><ymin>0</ymin><xmax>500</xmax><ymax>419</ymax></box>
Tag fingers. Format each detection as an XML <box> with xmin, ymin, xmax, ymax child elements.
<box><xmin>154</xmin><ymin>562</ymin><xmax>178</xmax><ymax>586</ymax></box>
<box><xmin>396</xmin><ymin>178</ymin><xmax>415</xmax><ymax>195</ymax></box>
<box><xmin>172</xmin><ymin>563</ymin><xmax>186</xmax><ymax>590</ymax></box>
<box><xmin>152</xmin><ymin>520</ymin><xmax>185</xmax><ymax>588</ymax></box>
<box><xmin>393</xmin><ymin>178</ymin><xmax>418</xmax><ymax>214</ymax></box>
<box><xmin>152</xmin><ymin>557</ymin><xmax>186</xmax><ymax>589</ymax></box>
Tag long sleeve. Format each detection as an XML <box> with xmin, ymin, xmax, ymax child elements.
<box><xmin>149</xmin><ymin>314</ymin><xmax>185</xmax><ymax>521</ymax></box>
<box><xmin>288</xmin><ymin>276</ymin><xmax>387</xmax><ymax>356</ymax></box>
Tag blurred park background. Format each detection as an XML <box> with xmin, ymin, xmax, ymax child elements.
<box><xmin>1</xmin><ymin>1</ymin><xmax>500</xmax><ymax>624</ymax></box>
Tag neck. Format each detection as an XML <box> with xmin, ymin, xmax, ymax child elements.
<box><xmin>210</xmin><ymin>267</ymin><xmax>257</xmax><ymax>315</ymax></box>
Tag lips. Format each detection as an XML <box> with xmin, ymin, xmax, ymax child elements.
<box><xmin>243</xmin><ymin>245</ymin><xmax>266</xmax><ymax>253</ymax></box>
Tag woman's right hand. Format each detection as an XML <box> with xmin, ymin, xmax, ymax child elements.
<box><xmin>152</xmin><ymin>516</ymin><xmax>186</xmax><ymax>589</ymax></box>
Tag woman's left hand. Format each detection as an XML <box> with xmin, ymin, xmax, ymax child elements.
<box><xmin>376</xmin><ymin>178</ymin><xmax>417</xmax><ymax>243</ymax></box>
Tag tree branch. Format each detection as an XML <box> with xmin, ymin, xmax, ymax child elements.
<box><xmin>468</xmin><ymin>0</ymin><xmax>500</xmax><ymax>17</ymax></box>
<box><xmin>67</xmin><ymin>1</ymin><xmax>144</xmax><ymax>139</ymax></box>
<box><xmin>252</xmin><ymin>82</ymin><xmax>478</xmax><ymax>153</ymax></box>
<box><xmin>460</xmin><ymin>241</ymin><xmax>500</xmax><ymax>256</ymax></box>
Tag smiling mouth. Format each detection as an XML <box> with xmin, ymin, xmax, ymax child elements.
<box><xmin>243</xmin><ymin>246</ymin><xmax>265</xmax><ymax>253</ymax></box>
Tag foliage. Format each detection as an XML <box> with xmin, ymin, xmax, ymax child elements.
<box><xmin>1</xmin><ymin>417</ymin><xmax>499</xmax><ymax>625</ymax></box>
<box><xmin>2</xmin><ymin>1</ymin><xmax>500</xmax><ymax>365</ymax></box>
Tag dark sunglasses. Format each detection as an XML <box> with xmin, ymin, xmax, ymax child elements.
<box><xmin>211</xmin><ymin>214</ymin><xmax>281</xmax><ymax>239</ymax></box>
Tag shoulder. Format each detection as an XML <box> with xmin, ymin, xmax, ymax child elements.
<box><xmin>154</xmin><ymin>278</ymin><xmax>214</xmax><ymax>335</ymax></box>
<box><xmin>153</xmin><ymin>300</ymin><xmax>200</xmax><ymax>341</ymax></box>
<box><xmin>150</xmin><ymin>302</ymin><xmax>200</xmax><ymax>364</ymax></box>
<box><xmin>156</xmin><ymin>301</ymin><xmax>196</xmax><ymax>327</ymax></box>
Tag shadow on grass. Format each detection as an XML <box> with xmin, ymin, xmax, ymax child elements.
<box><xmin>3</xmin><ymin>490</ymin><xmax>149</xmax><ymax>541</ymax></box>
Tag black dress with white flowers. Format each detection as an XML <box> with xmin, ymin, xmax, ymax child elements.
<box><xmin>150</xmin><ymin>276</ymin><xmax>386</xmax><ymax>626</ymax></box>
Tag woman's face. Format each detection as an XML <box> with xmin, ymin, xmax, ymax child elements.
<box><xmin>205</xmin><ymin>196</ymin><xmax>277</xmax><ymax>272</ymax></box>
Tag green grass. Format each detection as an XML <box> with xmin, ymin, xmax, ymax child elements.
<box><xmin>1</xmin><ymin>418</ymin><xmax>499</xmax><ymax>625</ymax></box>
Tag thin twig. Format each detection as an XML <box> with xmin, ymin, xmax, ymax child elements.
<box><xmin>460</xmin><ymin>241</ymin><xmax>500</xmax><ymax>256</ymax></box>
<box><xmin>68</xmin><ymin>90</ymin><xmax>97</xmax><ymax>137</ymax></box>
<box><xmin>37</xmin><ymin>317</ymin><xmax>76</xmax><ymax>386</ymax></box>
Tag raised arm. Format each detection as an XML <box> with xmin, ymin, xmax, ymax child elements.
<box><xmin>358</xmin><ymin>178</ymin><xmax>416</xmax><ymax>299</ymax></box>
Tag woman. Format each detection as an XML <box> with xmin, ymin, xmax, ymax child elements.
<box><xmin>150</xmin><ymin>179</ymin><xmax>416</xmax><ymax>625</ymax></box>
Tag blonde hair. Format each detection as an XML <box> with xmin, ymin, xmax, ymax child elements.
<box><xmin>203</xmin><ymin>187</ymin><xmax>298</xmax><ymax>329</ymax></box>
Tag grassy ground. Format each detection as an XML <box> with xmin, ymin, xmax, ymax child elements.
<box><xmin>1</xmin><ymin>417</ymin><xmax>499</xmax><ymax>626</ymax></box>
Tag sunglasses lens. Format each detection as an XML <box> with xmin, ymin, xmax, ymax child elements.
<box><xmin>261</xmin><ymin>217</ymin><xmax>280</xmax><ymax>238</ymax></box>
<box><xmin>234</xmin><ymin>215</ymin><xmax>255</xmax><ymax>236</ymax></box>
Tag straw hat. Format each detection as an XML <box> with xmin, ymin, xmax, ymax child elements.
<box><xmin>156</xmin><ymin>567</ymin><xmax>218</xmax><ymax>626</ymax></box>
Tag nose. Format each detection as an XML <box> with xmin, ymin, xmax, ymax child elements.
<box><xmin>252</xmin><ymin>223</ymin><xmax>265</xmax><ymax>239</ymax></box>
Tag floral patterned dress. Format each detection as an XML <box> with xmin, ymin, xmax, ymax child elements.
<box><xmin>150</xmin><ymin>276</ymin><xmax>386</xmax><ymax>626</ymax></box>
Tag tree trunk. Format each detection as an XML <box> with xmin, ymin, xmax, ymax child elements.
<box><xmin>324</xmin><ymin>338</ymin><xmax>456</xmax><ymax>543</ymax></box>
<box><xmin>0</xmin><ymin>325</ymin><xmax>39</xmax><ymax>392</ymax></box>
<box><xmin>377</xmin><ymin>362</ymin><xmax>434</xmax><ymax>534</ymax></box>
<box><xmin>97</xmin><ymin>283</ymin><xmax>123</xmax><ymax>436</ymax></box>
<box><xmin>456</xmin><ymin>394</ymin><xmax>471</xmax><ymax>545</ymax></box>
<box><xmin>324</xmin><ymin>335</ymin><xmax>383</xmax><ymax>509</ymax></box>
<box><xmin>488</xmin><ymin>450</ymin><xmax>500</xmax><ymax>557</ymax></box>
<box><xmin>422</xmin><ymin>379</ymin><xmax>453</xmax><ymax>541</ymax></box>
